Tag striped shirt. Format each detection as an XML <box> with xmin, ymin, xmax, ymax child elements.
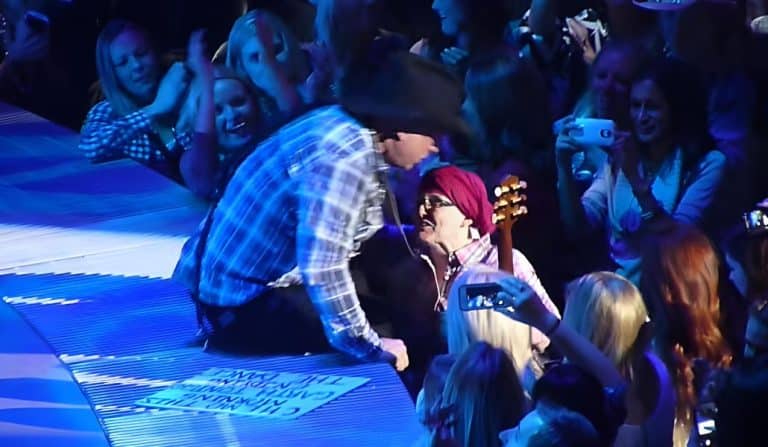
<box><xmin>173</xmin><ymin>105</ymin><xmax>387</xmax><ymax>360</ymax></box>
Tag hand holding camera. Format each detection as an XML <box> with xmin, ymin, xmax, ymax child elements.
<box><xmin>496</xmin><ymin>276</ymin><xmax>559</xmax><ymax>333</ymax></box>
<box><xmin>555</xmin><ymin>117</ymin><xmax>616</xmax><ymax>147</ymax></box>
<box><xmin>459</xmin><ymin>277</ymin><xmax>559</xmax><ymax>335</ymax></box>
<box><xmin>554</xmin><ymin>116</ymin><xmax>616</xmax><ymax>164</ymax></box>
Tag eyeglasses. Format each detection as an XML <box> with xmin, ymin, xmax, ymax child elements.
<box><xmin>421</xmin><ymin>195</ymin><xmax>455</xmax><ymax>210</ymax></box>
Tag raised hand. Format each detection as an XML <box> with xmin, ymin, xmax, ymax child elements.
<box><xmin>494</xmin><ymin>276</ymin><xmax>558</xmax><ymax>333</ymax></box>
<box><xmin>252</xmin><ymin>13</ymin><xmax>278</xmax><ymax>64</ymax></box>
<box><xmin>302</xmin><ymin>40</ymin><xmax>335</xmax><ymax>101</ymax></box>
<box><xmin>186</xmin><ymin>29</ymin><xmax>212</xmax><ymax>78</ymax></box>
<box><xmin>610</xmin><ymin>130</ymin><xmax>641</xmax><ymax>182</ymax></box>
<box><xmin>146</xmin><ymin>62</ymin><xmax>192</xmax><ymax>116</ymax></box>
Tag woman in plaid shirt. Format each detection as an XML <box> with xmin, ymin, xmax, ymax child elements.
<box><xmin>79</xmin><ymin>20</ymin><xmax>218</xmax><ymax>198</ymax></box>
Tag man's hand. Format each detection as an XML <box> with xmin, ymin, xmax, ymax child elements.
<box><xmin>380</xmin><ymin>337</ymin><xmax>409</xmax><ymax>371</ymax></box>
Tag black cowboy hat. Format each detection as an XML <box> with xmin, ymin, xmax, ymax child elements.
<box><xmin>339</xmin><ymin>48</ymin><xmax>471</xmax><ymax>138</ymax></box>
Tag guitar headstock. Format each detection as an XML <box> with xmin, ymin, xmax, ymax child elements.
<box><xmin>492</xmin><ymin>175</ymin><xmax>528</xmax><ymax>231</ymax></box>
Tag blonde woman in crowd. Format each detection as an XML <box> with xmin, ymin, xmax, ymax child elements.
<box><xmin>444</xmin><ymin>265</ymin><xmax>552</xmax><ymax>392</ymax></box>
<box><xmin>563</xmin><ymin>272</ymin><xmax>675</xmax><ymax>446</ymax></box>
<box><xmin>226</xmin><ymin>9</ymin><xmax>308</xmax><ymax>117</ymax></box>
<box><xmin>79</xmin><ymin>20</ymin><xmax>216</xmax><ymax>196</ymax></box>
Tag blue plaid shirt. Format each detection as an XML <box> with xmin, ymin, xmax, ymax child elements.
<box><xmin>79</xmin><ymin>100</ymin><xmax>191</xmax><ymax>181</ymax></box>
<box><xmin>174</xmin><ymin>105</ymin><xmax>387</xmax><ymax>360</ymax></box>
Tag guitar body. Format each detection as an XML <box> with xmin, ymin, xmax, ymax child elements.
<box><xmin>492</xmin><ymin>176</ymin><xmax>528</xmax><ymax>274</ymax></box>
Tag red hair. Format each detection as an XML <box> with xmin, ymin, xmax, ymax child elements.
<box><xmin>640</xmin><ymin>224</ymin><xmax>732</xmax><ymax>423</ymax></box>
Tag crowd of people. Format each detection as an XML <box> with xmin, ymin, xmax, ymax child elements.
<box><xmin>3</xmin><ymin>0</ymin><xmax>768</xmax><ymax>446</ymax></box>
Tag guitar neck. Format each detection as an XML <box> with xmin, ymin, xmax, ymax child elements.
<box><xmin>497</xmin><ymin>229</ymin><xmax>514</xmax><ymax>274</ymax></box>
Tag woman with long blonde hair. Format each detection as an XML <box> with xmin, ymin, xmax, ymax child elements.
<box><xmin>445</xmin><ymin>265</ymin><xmax>550</xmax><ymax>391</ymax></box>
<box><xmin>640</xmin><ymin>224</ymin><xmax>732</xmax><ymax>447</ymax></box>
<box><xmin>563</xmin><ymin>271</ymin><xmax>675</xmax><ymax>446</ymax></box>
<box><xmin>226</xmin><ymin>9</ymin><xmax>308</xmax><ymax>117</ymax></box>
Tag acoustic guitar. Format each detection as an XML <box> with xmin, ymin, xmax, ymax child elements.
<box><xmin>492</xmin><ymin>176</ymin><xmax>528</xmax><ymax>274</ymax></box>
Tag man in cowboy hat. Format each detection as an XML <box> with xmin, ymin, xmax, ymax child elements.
<box><xmin>172</xmin><ymin>47</ymin><xmax>468</xmax><ymax>371</ymax></box>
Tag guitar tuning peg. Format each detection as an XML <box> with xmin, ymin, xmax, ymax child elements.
<box><xmin>513</xmin><ymin>206</ymin><xmax>529</xmax><ymax>216</ymax></box>
<box><xmin>492</xmin><ymin>213</ymin><xmax>506</xmax><ymax>224</ymax></box>
<box><xmin>493</xmin><ymin>185</ymin><xmax>507</xmax><ymax>198</ymax></box>
<box><xmin>509</xmin><ymin>194</ymin><xmax>527</xmax><ymax>204</ymax></box>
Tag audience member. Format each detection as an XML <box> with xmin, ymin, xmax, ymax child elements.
<box><xmin>566</xmin><ymin>40</ymin><xmax>650</xmax><ymax>182</ymax></box>
<box><xmin>713</xmin><ymin>353</ymin><xmax>768</xmax><ymax>447</ymax></box>
<box><xmin>557</xmin><ymin>57</ymin><xmax>725</xmax><ymax>283</ymax></box>
<box><xmin>445</xmin><ymin>265</ymin><xmax>557</xmax><ymax>391</ymax></box>
<box><xmin>79</xmin><ymin>21</ymin><xmax>217</xmax><ymax>196</ymax></box>
<box><xmin>413</xmin><ymin>0</ymin><xmax>513</xmax><ymax>76</ymax></box>
<box><xmin>461</xmin><ymin>49</ymin><xmax>553</xmax><ymax>186</ymax></box>
<box><xmin>501</xmin><ymin>401</ymin><xmax>599</xmax><ymax>447</ymax></box>
<box><xmin>312</xmin><ymin>0</ymin><xmax>383</xmax><ymax>94</ymax></box>
<box><xmin>724</xmin><ymin>201</ymin><xmax>768</xmax><ymax>358</ymax></box>
<box><xmin>563</xmin><ymin>271</ymin><xmax>675</xmax><ymax>446</ymax></box>
<box><xmin>416</xmin><ymin>354</ymin><xmax>456</xmax><ymax>437</ymax></box>
<box><xmin>0</xmin><ymin>0</ymin><xmax>87</xmax><ymax>128</ymax></box>
<box><xmin>431</xmin><ymin>341</ymin><xmax>527</xmax><ymax>447</ymax></box>
<box><xmin>226</xmin><ymin>9</ymin><xmax>308</xmax><ymax>118</ymax></box>
<box><xmin>177</xmin><ymin>30</ymin><xmax>269</xmax><ymax>198</ymax></box>
<box><xmin>503</xmin><ymin>363</ymin><xmax>623</xmax><ymax>447</ymax></box>
<box><xmin>640</xmin><ymin>224</ymin><xmax>732</xmax><ymax>447</ymax></box>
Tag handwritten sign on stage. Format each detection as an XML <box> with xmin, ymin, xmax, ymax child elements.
<box><xmin>136</xmin><ymin>367</ymin><xmax>370</xmax><ymax>420</ymax></box>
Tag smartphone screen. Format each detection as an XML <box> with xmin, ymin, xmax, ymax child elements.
<box><xmin>458</xmin><ymin>283</ymin><xmax>512</xmax><ymax>311</ymax></box>
<box><xmin>696</xmin><ymin>415</ymin><xmax>716</xmax><ymax>447</ymax></box>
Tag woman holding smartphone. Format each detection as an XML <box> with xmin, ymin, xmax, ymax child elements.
<box><xmin>555</xmin><ymin>57</ymin><xmax>726</xmax><ymax>284</ymax></box>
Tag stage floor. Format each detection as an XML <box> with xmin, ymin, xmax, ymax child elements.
<box><xmin>0</xmin><ymin>102</ymin><xmax>422</xmax><ymax>446</ymax></box>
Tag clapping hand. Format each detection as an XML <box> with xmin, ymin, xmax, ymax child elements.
<box><xmin>186</xmin><ymin>30</ymin><xmax>212</xmax><ymax>79</ymax></box>
<box><xmin>302</xmin><ymin>40</ymin><xmax>335</xmax><ymax>101</ymax></box>
<box><xmin>146</xmin><ymin>62</ymin><xmax>192</xmax><ymax>116</ymax></box>
<box><xmin>611</xmin><ymin>130</ymin><xmax>642</xmax><ymax>183</ymax></box>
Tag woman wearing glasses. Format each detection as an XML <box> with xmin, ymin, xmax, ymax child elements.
<box><xmin>415</xmin><ymin>165</ymin><xmax>558</xmax><ymax>319</ymax></box>
<box><xmin>377</xmin><ymin>165</ymin><xmax>558</xmax><ymax>396</ymax></box>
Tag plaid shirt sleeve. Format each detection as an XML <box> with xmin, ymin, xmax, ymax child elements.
<box><xmin>296</xmin><ymin>145</ymin><xmax>383</xmax><ymax>361</ymax></box>
<box><xmin>79</xmin><ymin>101</ymin><xmax>154</xmax><ymax>162</ymax></box>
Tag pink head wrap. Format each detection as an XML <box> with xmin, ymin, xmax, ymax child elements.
<box><xmin>419</xmin><ymin>166</ymin><xmax>495</xmax><ymax>236</ymax></box>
